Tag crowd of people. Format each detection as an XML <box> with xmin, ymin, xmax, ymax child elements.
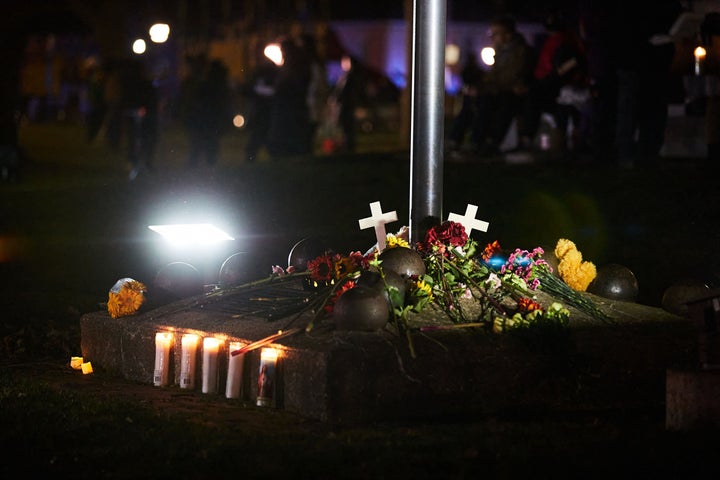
<box><xmin>79</xmin><ymin>19</ymin><xmax>362</xmax><ymax>181</ymax></box>
<box><xmin>238</xmin><ymin>20</ymin><xmax>362</xmax><ymax>162</ymax></box>
<box><xmin>64</xmin><ymin>3</ymin><xmax>720</xmax><ymax>177</ymax></box>
<box><xmin>447</xmin><ymin>1</ymin><xmax>701</xmax><ymax>169</ymax></box>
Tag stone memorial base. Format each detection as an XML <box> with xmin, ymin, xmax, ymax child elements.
<box><xmin>666</xmin><ymin>369</ymin><xmax>720</xmax><ymax>431</ymax></box>
<box><xmin>81</xmin><ymin>288</ymin><xmax>698</xmax><ymax>425</ymax></box>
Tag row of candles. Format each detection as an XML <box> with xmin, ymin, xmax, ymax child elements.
<box><xmin>154</xmin><ymin>332</ymin><xmax>279</xmax><ymax>406</ymax></box>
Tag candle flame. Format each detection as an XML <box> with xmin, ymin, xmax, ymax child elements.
<box><xmin>260</xmin><ymin>347</ymin><xmax>279</xmax><ymax>361</ymax></box>
<box><xmin>155</xmin><ymin>332</ymin><xmax>173</xmax><ymax>343</ymax></box>
<box><xmin>695</xmin><ymin>46</ymin><xmax>707</xmax><ymax>58</ymax></box>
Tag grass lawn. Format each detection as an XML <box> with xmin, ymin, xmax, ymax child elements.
<box><xmin>1</xmin><ymin>120</ymin><xmax>719</xmax><ymax>477</ymax></box>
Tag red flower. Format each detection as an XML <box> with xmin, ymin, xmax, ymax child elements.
<box><xmin>307</xmin><ymin>255</ymin><xmax>334</xmax><ymax>282</ymax></box>
<box><xmin>517</xmin><ymin>297</ymin><xmax>543</xmax><ymax>313</ymax></box>
<box><xmin>424</xmin><ymin>221</ymin><xmax>468</xmax><ymax>249</ymax></box>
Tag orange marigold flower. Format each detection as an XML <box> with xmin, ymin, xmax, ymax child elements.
<box><xmin>482</xmin><ymin>240</ymin><xmax>502</xmax><ymax>262</ymax></box>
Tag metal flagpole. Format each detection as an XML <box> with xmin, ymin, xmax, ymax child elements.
<box><xmin>409</xmin><ymin>0</ymin><xmax>446</xmax><ymax>245</ymax></box>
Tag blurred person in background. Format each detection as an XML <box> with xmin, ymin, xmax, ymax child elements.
<box><xmin>470</xmin><ymin>15</ymin><xmax>534</xmax><ymax>156</ymax></box>
<box><xmin>701</xmin><ymin>12</ymin><xmax>720</xmax><ymax>167</ymax></box>
<box><xmin>241</xmin><ymin>44</ymin><xmax>279</xmax><ymax>163</ymax></box>
<box><xmin>305</xmin><ymin>35</ymin><xmax>331</xmax><ymax>154</ymax></box>
<box><xmin>85</xmin><ymin>61</ymin><xmax>107</xmax><ymax>143</ymax></box>
<box><xmin>179</xmin><ymin>57</ymin><xmax>233</xmax><ymax>169</ymax></box>
<box><xmin>121</xmin><ymin>59</ymin><xmax>158</xmax><ymax>181</ymax></box>
<box><xmin>447</xmin><ymin>51</ymin><xmax>484</xmax><ymax>154</ymax></box>
<box><xmin>517</xmin><ymin>11</ymin><xmax>589</xmax><ymax>156</ymax></box>
<box><xmin>331</xmin><ymin>54</ymin><xmax>362</xmax><ymax>153</ymax></box>
<box><xmin>267</xmin><ymin>37</ymin><xmax>313</xmax><ymax>157</ymax></box>
<box><xmin>612</xmin><ymin>0</ymin><xmax>682</xmax><ymax>168</ymax></box>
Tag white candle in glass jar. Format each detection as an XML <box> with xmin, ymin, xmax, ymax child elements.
<box><xmin>202</xmin><ymin>337</ymin><xmax>221</xmax><ymax>394</ymax></box>
<box><xmin>180</xmin><ymin>334</ymin><xmax>199</xmax><ymax>389</ymax></box>
<box><xmin>225</xmin><ymin>341</ymin><xmax>245</xmax><ymax>399</ymax></box>
<box><xmin>256</xmin><ymin>347</ymin><xmax>279</xmax><ymax>407</ymax></box>
<box><xmin>153</xmin><ymin>332</ymin><xmax>173</xmax><ymax>386</ymax></box>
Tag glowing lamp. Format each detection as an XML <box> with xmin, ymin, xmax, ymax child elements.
<box><xmin>148</xmin><ymin>224</ymin><xmax>234</xmax><ymax>246</ymax></box>
<box><xmin>81</xmin><ymin>362</ymin><xmax>93</xmax><ymax>375</ymax></box>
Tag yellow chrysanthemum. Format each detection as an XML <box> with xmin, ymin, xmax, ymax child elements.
<box><xmin>554</xmin><ymin>239</ymin><xmax>596</xmax><ymax>292</ymax></box>
<box><xmin>107</xmin><ymin>278</ymin><xmax>147</xmax><ymax>318</ymax></box>
<box><xmin>386</xmin><ymin>234</ymin><xmax>410</xmax><ymax>249</ymax></box>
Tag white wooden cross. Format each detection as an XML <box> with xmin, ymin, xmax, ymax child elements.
<box><xmin>358</xmin><ymin>201</ymin><xmax>398</xmax><ymax>252</ymax></box>
<box><xmin>447</xmin><ymin>204</ymin><xmax>489</xmax><ymax>237</ymax></box>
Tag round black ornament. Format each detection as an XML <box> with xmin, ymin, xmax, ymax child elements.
<box><xmin>287</xmin><ymin>237</ymin><xmax>328</xmax><ymax>272</ymax></box>
<box><xmin>153</xmin><ymin>262</ymin><xmax>204</xmax><ymax>301</ymax></box>
<box><xmin>587</xmin><ymin>263</ymin><xmax>639</xmax><ymax>301</ymax></box>
<box><xmin>333</xmin><ymin>286</ymin><xmax>390</xmax><ymax>331</ymax></box>
<box><xmin>377</xmin><ymin>247</ymin><xmax>426</xmax><ymax>278</ymax></box>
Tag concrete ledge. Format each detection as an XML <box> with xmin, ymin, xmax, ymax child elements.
<box><xmin>666</xmin><ymin>369</ymin><xmax>720</xmax><ymax>431</ymax></box>
<box><xmin>81</xmin><ymin>292</ymin><xmax>698</xmax><ymax>425</ymax></box>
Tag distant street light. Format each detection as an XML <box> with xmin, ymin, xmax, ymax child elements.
<box><xmin>132</xmin><ymin>38</ymin><xmax>147</xmax><ymax>54</ymax></box>
<box><xmin>481</xmin><ymin>47</ymin><xmax>495</xmax><ymax>66</ymax></box>
<box><xmin>149</xmin><ymin>23</ymin><xmax>170</xmax><ymax>44</ymax></box>
<box><xmin>264</xmin><ymin>43</ymin><xmax>283</xmax><ymax>66</ymax></box>
<box><xmin>445</xmin><ymin>44</ymin><xmax>459</xmax><ymax>66</ymax></box>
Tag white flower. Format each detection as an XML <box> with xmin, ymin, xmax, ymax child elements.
<box><xmin>485</xmin><ymin>273</ymin><xmax>501</xmax><ymax>291</ymax></box>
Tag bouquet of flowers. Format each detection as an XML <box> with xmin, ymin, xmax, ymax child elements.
<box><xmin>264</xmin><ymin>221</ymin><xmax>618</xmax><ymax>357</ymax></box>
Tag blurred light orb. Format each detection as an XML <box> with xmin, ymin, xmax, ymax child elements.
<box><xmin>132</xmin><ymin>39</ymin><xmax>147</xmax><ymax>55</ymax></box>
<box><xmin>264</xmin><ymin>43</ymin><xmax>283</xmax><ymax>66</ymax></box>
<box><xmin>481</xmin><ymin>47</ymin><xmax>495</xmax><ymax>66</ymax></box>
<box><xmin>149</xmin><ymin>23</ymin><xmax>170</xmax><ymax>43</ymax></box>
<box><xmin>233</xmin><ymin>114</ymin><xmax>245</xmax><ymax>128</ymax></box>
<box><xmin>341</xmin><ymin>54</ymin><xmax>352</xmax><ymax>72</ymax></box>
<box><xmin>445</xmin><ymin>44</ymin><xmax>460</xmax><ymax>66</ymax></box>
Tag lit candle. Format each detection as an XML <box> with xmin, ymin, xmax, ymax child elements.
<box><xmin>695</xmin><ymin>46</ymin><xmax>707</xmax><ymax>76</ymax></box>
<box><xmin>202</xmin><ymin>337</ymin><xmax>221</xmax><ymax>394</ymax></box>
<box><xmin>70</xmin><ymin>356</ymin><xmax>83</xmax><ymax>370</ymax></box>
<box><xmin>81</xmin><ymin>362</ymin><xmax>93</xmax><ymax>374</ymax></box>
<box><xmin>180</xmin><ymin>334</ymin><xmax>199</xmax><ymax>389</ymax></box>
<box><xmin>225</xmin><ymin>341</ymin><xmax>245</xmax><ymax>399</ymax></box>
<box><xmin>153</xmin><ymin>332</ymin><xmax>173</xmax><ymax>386</ymax></box>
<box><xmin>256</xmin><ymin>347</ymin><xmax>279</xmax><ymax>407</ymax></box>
